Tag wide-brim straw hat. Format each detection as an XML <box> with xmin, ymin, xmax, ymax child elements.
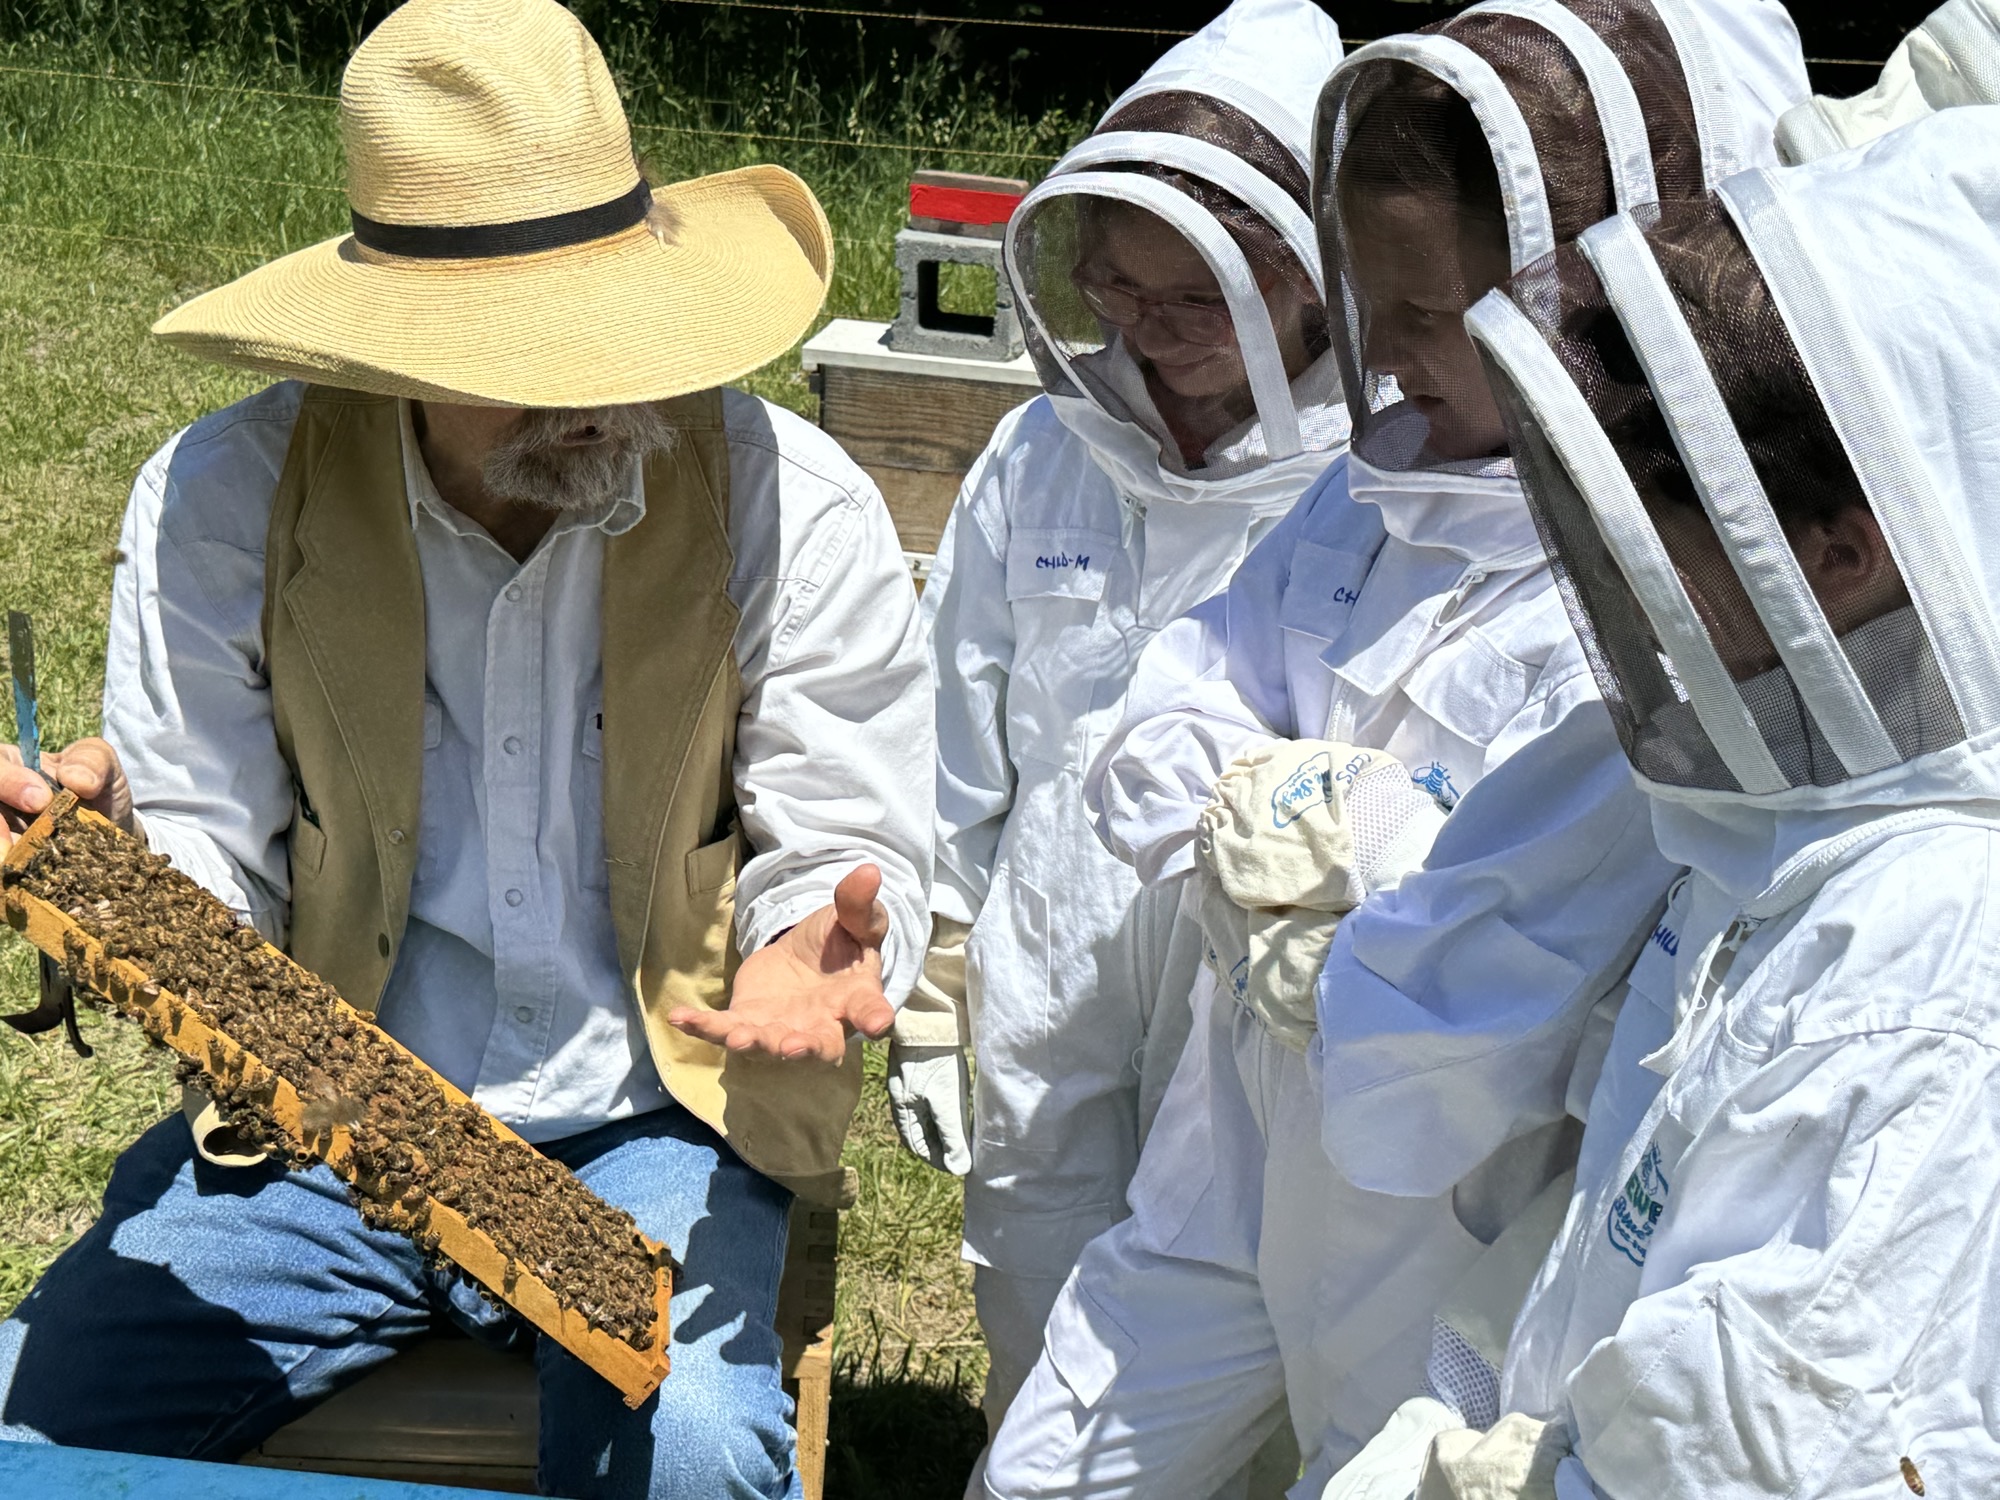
<box><xmin>153</xmin><ymin>0</ymin><xmax>833</xmax><ymax>407</ymax></box>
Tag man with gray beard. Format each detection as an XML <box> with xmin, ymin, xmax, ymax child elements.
<box><xmin>0</xmin><ymin>1</ymin><xmax>932</xmax><ymax>1495</ymax></box>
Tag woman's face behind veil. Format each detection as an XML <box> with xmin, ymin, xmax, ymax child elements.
<box><xmin>1072</xmin><ymin>200</ymin><xmax>1314</xmax><ymax>406</ymax></box>
<box><xmin>1344</xmin><ymin>187</ymin><xmax>1511</xmax><ymax>463</ymax></box>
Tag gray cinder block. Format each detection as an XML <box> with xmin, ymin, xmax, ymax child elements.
<box><xmin>887</xmin><ymin>227</ymin><xmax>1025</xmax><ymax>362</ymax></box>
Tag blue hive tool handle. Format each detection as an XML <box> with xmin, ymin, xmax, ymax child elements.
<box><xmin>7</xmin><ymin>610</ymin><xmax>48</xmax><ymax>781</ymax></box>
<box><xmin>9</xmin><ymin>609</ymin><xmax>43</xmax><ymax>772</ymax></box>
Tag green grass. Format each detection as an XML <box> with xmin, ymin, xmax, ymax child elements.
<box><xmin>0</xmin><ymin>31</ymin><xmax>1063</xmax><ymax>1495</ymax></box>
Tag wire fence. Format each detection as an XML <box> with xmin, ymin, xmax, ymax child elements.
<box><xmin>0</xmin><ymin>5</ymin><xmax>1903</xmax><ymax>273</ymax></box>
<box><xmin>643</xmin><ymin>0</ymin><xmax>1892</xmax><ymax>65</ymax></box>
<box><xmin>654</xmin><ymin>0</ymin><xmax>1196</xmax><ymax>37</ymax></box>
<box><xmin>0</xmin><ymin>59</ymin><xmax>1066</xmax><ymax>162</ymax></box>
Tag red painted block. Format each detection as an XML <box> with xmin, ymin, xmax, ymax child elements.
<box><xmin>910</xmin><ymin>173</ymin><xmax>1027</xmax><ymax>226</ymax></box>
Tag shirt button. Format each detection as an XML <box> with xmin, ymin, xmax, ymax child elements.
<box><xmin>505</xmin><ymin>888</ymin><xmax>524</xmax><ymax>908</ymax></box>
<box><xmin>388</xmin><ymin>828</ymin><xmax>406</xmax><ymax>844</ymax></box>
<box><xmin>505</xmin><ymin>584</ymin><xmax>522</xmax><ymax>603</ymax></box>
<box><xmin>503</xmin><ymin>736</ymin><xmax>522</xmax><ymax>756</ymax></box>
<box><xmin>514</xmin><ymin>1006</ymin><xmax>534</xmax><ymax>1024</ymax></box>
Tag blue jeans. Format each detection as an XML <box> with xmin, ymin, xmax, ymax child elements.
<box><xmin>0</xmin><ymin>1105</ymin><xmax>801</xmax><ymax>1499</ymax></box>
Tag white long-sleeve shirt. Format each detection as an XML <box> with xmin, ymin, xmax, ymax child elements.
<box><xmin>102</xmin><ymin>380</ymin><xmax>933</xmax><ymax>1142</ymax></box>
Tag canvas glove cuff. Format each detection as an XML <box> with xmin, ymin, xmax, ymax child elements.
<box><xmin>1416</xmin><ymin>1415</ymin><xmax>1568</xmax><ymax>1500</ymax></box>
<box><xmin>887</xmin><ymin>916</ymin><xmax>972</xmax><ymax>1175</ymax></box>
<box><xmin>1193</xmin><ymin>741</ymin><xmax>1447</xmax><ymax>1052</ymax></box>
<box><xmin>1321</xmin><ymin>1397</ymin><xmax>1465</xmax><ymax>1500</ymax></box>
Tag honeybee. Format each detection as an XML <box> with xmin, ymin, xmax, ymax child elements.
<box><xmin>1901</xmin><ymin>1455</ymin><xmax>1925</xmax><ymax>1496</ymax></box>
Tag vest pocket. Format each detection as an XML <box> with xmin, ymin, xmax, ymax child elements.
<box><xmin>685</xmin><ymin>827</ymin><xmax>741</xmax><ymax>895</ymax></box>
<box><xmin>291</xmin><ymin>799</ymin><xmax>327</xmax><ymax>876</ymax></box>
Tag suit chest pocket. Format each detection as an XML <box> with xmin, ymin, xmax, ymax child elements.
<box><xmin>1006</xmin><ymin>528</ymin><xmax>1119</xmax><ymax>768</ymax></box>
<box><xmin>1279</xmin><ymin>541</ymin><xmax>1373</xmax><ymax>644</ymax></box>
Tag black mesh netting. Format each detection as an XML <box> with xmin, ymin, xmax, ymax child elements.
<box><xmin>1487</xmin><ymin>196</ymin><xmax>1965</xmax><ymax>792</ymax></box>
<box><xmin>1315</xmin><ymin>0</ymin><xmax>1716</xmax><ymax>474</ymax></box>
<box><xmin>1552</xmin><ymin>0</ymin><xmax>1705</xmax><ymax>199</ymax></box>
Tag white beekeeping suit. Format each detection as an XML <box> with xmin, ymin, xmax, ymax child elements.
<box><xmin>1776</xmin><ymin>0</ymin><xmax>2000</xmax><ymax>163</ymax></box>
<box><xmin>1310</xmin><ymin>0</ymin><xmax>1806</xmax><ymax>1262</ymax></box>
<box><xmin>984</xmin><ymin>6</ymin><xmax>1804</xmax><ymax>1499</ymax></box>
<box><xmin>904</xmin><ymin>0</ymin><xmax>1349</xmax><ymax>1436</ymax></box>
<box><xmin>1449</xmin><ymin>107</ymin><xmax>2000</xmax><ymax>1500</ymax></box>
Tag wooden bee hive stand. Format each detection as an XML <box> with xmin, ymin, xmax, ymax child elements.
<box><xmin>1</xmin><ymin>794</ymin><xmax>673</xmax><ymax>1410</ymax></box>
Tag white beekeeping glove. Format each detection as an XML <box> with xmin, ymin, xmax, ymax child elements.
<box><xmin>887</xmin><ymin>915</ymin><xmax>973</xmax><ymax>1175</ymax></box>
<box><xmin>1321</xmin><ymin>1396</ymin><xmax>1466</xmax><ymax>1500</ymax></box>
<box><xmin>1194</xmin><ymin>741</ymin><xmax>1448</xmax><ymax>1051</ymax></box>
<box><xmin>1415</xmin><ymin>1415</ymin><xmax>1567</xmax><ymax>1500</ymax></box>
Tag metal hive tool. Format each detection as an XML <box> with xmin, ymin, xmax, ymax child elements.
<box><xmin>1</xmin><ymin>794</ymin><xmax>674</xmax><ymax>1408</ymax></box>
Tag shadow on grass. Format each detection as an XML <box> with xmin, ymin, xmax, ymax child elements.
<box><xmin>826</xmin><ymin>1337</ymin><xmax>986</xmax><ymax>1500</ymax></box>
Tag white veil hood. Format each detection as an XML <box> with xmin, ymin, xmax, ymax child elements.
<box><xmin>1100</xmin><ymin>0</ymin><xmax>1346</xmax><ymax>165</ymax></box>
<box><xmin>1009</xmin><ymin>0</ymin><xmax>1349</xmax><ymax>512</ymax></box>
<box><xmin>1467</xmin><ymin>108</ymin><xmax>2000</xmax><ymax>903</ymax></box>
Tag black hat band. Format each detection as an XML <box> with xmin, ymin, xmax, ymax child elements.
<box><xmin>351</xmin><ymin>179</ymin><xmax>654</xmax><ymax>259</ymax></box>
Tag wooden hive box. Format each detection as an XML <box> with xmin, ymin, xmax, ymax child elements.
<box><xmin>802</xmin><ymin>317</ymin><xmax>1040</xmax><ymax>575</ymax></box>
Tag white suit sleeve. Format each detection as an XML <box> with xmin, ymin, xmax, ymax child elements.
<box><xmin>1087</xmin><ymin>486</ymin><xmax>1316</xmax><ymax>884</ymax></box>
<box><xmin>102</xmin><ymin>404</ymin><xmax>301</xmax><ymax>941</ymax></box>
<box><xmin>1314</xmin><ymin>686</ymin><xmax>1679</xmax><ymax>1197</ymax></box>
<box><xmin>1563</xmin><ymin>1025</ymin><xmax>2000</xmax><ymax>1499</ymax></box>
<box><xmin>924</xmin><ymin>436</ymin><xmax>1019</xmax><ymax>927</ymax></box>
<box><xmin>724</xmin><ymin>398</ymin><xmax>934</xmax><ymax>1006</ymax></box>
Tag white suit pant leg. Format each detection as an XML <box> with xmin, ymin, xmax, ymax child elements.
<box><xmin>984</xmin><ymin>976</ymin><xmax>1291</xmax><ymax>1500</ymax></box>
<box><xmin>1254</xmin><ymin>1038</ymin><xmax>1485</xmax><ymax>1496</ymax></box>
<box><xmin>977</xmin><ymin>1265</ymin><xmax>1074</xmax><ymax>1436</ymax></box>
<box><xmin>982</xmin><ymin>1226</ymin><xmax>1291</xmax><ymax>1500</ymax></box>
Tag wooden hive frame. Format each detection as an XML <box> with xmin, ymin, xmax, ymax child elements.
<box><xmin>1</xmin><ymin>794</ymin><xmax>673</xmax><ymax>1409</ymax></box>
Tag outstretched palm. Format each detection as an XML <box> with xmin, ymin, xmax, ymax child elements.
<box><xmin>667</xmin><ymin>864</ymin><xmax>897</xmax><ymax>1063</ymax></box>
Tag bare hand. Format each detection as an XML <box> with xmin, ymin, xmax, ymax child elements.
<box><xmin>667</xmin><ymin>864</ymin><xmax>897</xmax><ymax>1062</ymax></box>
<box><xmin>0</xmin><ymin>738</ymin><xmax>133</xmax><ymax>856</ymax></box>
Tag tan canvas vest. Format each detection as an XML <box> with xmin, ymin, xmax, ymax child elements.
<box><xmin>260</xmin><ymin>385</ymin><xmax>861</xmax><ymax>1205</ymax></box>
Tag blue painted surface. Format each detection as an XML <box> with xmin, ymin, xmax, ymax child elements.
<box><xmin>0</xmin><ymin>1439</ymin><xmax>527</xmax><ymax>1499</ymax></box>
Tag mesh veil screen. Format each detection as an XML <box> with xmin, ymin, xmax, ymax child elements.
<box><xmin>1550</xmin><ymin>0</ymin><xmax>1704</xmax><ymax>199</ymax></box>
<box><xmin>1647</xmin><ymin>198</ymin><xmax>1965</xmax><ymax>778</ymax></box>
<box><xmin>1318</xmin><ymin>16</ymin><xmax>1612</xmax><ymax>473</ymax></box>
<box><xmin>1014</xmin><ymin>90</ymin><xmax>1331</xmax><ymax>478</ymax></box>
<box><xmin>1316</xmin><ymin>0</ymin><xmax>1715</xmax><ymax>475</ymax></box>
<box><xmin>1476</xmin><ymin>275</ymin><xmax>1746</xmax><ymax>792</ymax></box>
<box><xmin>1488</xmin><ymin>199</ymin><xmax>1965</xmax><ymax>792</ymax></box>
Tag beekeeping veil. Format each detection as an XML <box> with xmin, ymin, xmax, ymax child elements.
<box><xmin>1311</xmin><ymin>0</ymin><xmax>1806</xmax><ymax>508</ymax></box>
<box><xmin>1007</xmin><ymin>0</ymin><xmax>1347</xmax><ymax>510</ymax></box>
<box><xmin>1777</xmin><ymin>0</ymin><xmax>2000</xmax><ymax>164</ymax></box>
<box><xmin>1465</xmin><ymin>108</ymin><xmax>2000</xmax><ymax>815</ymax></box>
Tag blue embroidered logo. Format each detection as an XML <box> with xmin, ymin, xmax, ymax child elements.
<box><xmin>1607</xmin><ymin>1142</ymin><xmax>1670</xmax><ymax>1267</ymax></box>
<box><xmin>1272</xmin><ymin>751</ymin><xmax>1333</xmax><ymax>828</ymax></box>
<box><xmin>1035</xmin><ymin>551</ymin><xmax>1092</xmax><ymax>573</ymax></box>
<box><xmin>1228</xmin><ymin>955</ymin><xmax>1250</xmax><ymax>1002</ymax></box>
<box><xmin>1411</xmin><ymin>760</ymin><xmax>1460</xmax><ymax>811</ymax></box>
<box><xmin>1272</xmin><ymin>748</ymin><xmax>1379</xmax><ymax>827</ymax></box>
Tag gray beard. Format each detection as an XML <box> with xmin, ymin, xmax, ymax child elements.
<box><xmin>481</xmin><ymin>404</ymin><xmax>680</xmax><ymax>512</ymax></box>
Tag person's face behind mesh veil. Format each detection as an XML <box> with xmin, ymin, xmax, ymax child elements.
<box><xmin>1058</xmin><ymin>197</ymin><xmax>1321</xmax><ymax>473</ymax></box>
<box><xmin>1596</xmin><ymin>210</ymin><xmax>1913</xmax><ymax>682</ymax></box>
<box><xmin>1481</xmin><ymin>196</ymin><xmax>1945</xmax><ymax>795</ymax></box>
<box><xmin>1022</xmin><ymin>88</ymin><xmax>1330</xmax><ymax>472</ymax></box>
<box><xmin>1072</xmin><ymin>198</ymin><xmax>1315</xmax><ymax>405</ymax></box>
<box><xmin>1334</xmin><ymin>70</ymin><xmax>1513</xmax><ymax>465</ymax></box>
